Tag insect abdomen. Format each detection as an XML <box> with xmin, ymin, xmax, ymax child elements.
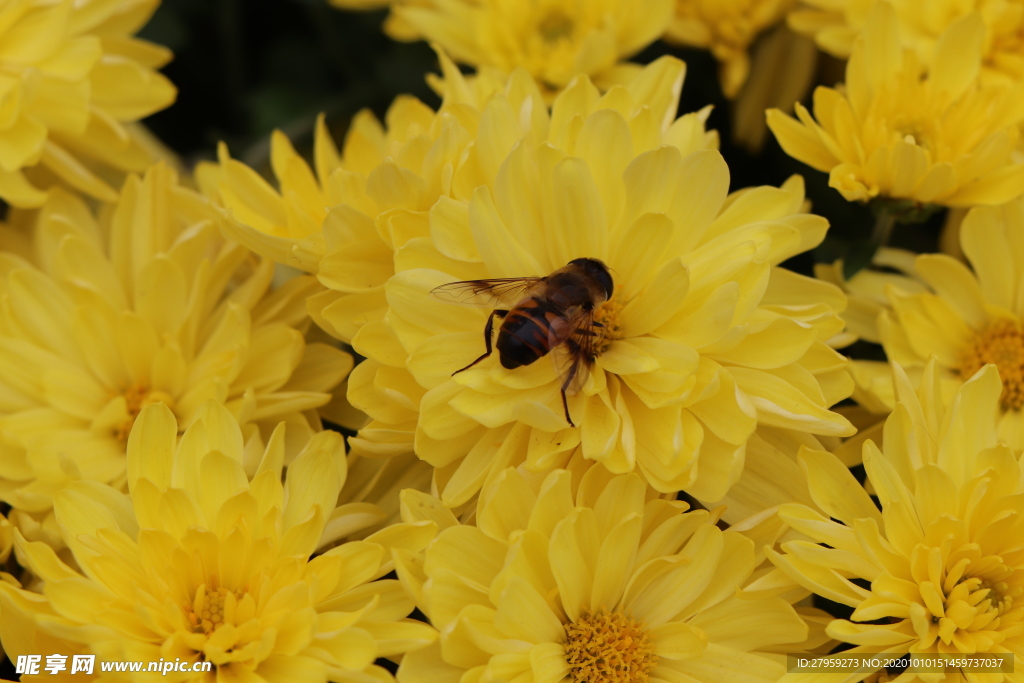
<box><xmin>496</xmin><ymin>301</ymin><xmax>559</xmax><ymax>369</ymax></box>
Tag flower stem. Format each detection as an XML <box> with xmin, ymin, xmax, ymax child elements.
<box><xmin>871</xmin><ymin>207</ymin><xmax>896</xmax><ymax>251</ymax></box>
<box><xmin>843</xmin><ymin>206</ymin><xmax>897</xmax><ymax>280</ymax></box>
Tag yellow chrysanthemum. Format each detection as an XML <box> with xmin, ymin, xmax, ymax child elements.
<box><xmin>768</xmin><ymin>2</ymin><xmax>1024</xmax><ymax>208</ymax></box>
<box><xmin>204</xmin><ymin>53</ymin><xmax>716</xmax><ymax>348</ymax></box>
<box><xmin>199</xmin><ymin>51</ymin><xmax>550</xmax><ymax>344</ymax></box>
<box><xmin>394</xmin><ymin>466</ymin><xmax>811</xmax><ymax>683</ymax></box>
<box><xmin>347</xmin><ymin>57</ymin><xmax>852</xmax><ymax>507</ymax></box>
<box><xmin>0</xmin><ymin>402</ymin><xmax>438</xmax><ymax>682</ymax></box>
<box><xmin>664</xmin><ymin>0</ymin><xmax>796</xmax><ymax>98</ymax></box>
<box><xmin>791</xmin><ymin>0</ymin><xmax>1024</xmax><ymax>85</ymax></box>
<box><xmin>360</xmin><ymin>0</ymin><xmax>675</xmax><ymax>93</ymax></box>
<box><xmin>0</xmin><ymin>0</ymin><xmax>176</xmax><ymax>208</ymax></box>
<box><xmin>768</xmin><ymin>361</ymin><xmax>1024</xmax><ymax>679</ymax></box>
<box><xmin>825</xmin><ymin>195</ymin><xmax>1024</xmax><ymax>450</ymax></box>
<box><xmin>0</xmin><ymin>164</ymin><xmax>353</xmax><ymax>543</ymax></box>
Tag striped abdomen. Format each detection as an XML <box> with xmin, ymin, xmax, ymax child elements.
<box><xmin>496</xmin><ymin>298</ymin><xmax>572</xmax><ymax>369</ymax></box>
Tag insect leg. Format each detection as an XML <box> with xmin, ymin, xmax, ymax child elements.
<box><xmin>453</xmin><ymin>309</ymin><xmax>508</xmax><ymax>375</ymax></box>
<box><xmin>559</xmin><ymin>348</ymin><xmax>580</xmax><ymax>428</ymax></box>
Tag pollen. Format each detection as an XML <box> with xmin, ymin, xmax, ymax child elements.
<box><xmin>186</xmin><ymin>584</ymin><xmax>235</xmax><ymax>635</ymax></box>
<box><xmin>113</xmin><ymin>385</ymin><xmax>175</xmax><ymax>442</ymax></box>
<box><xmin>958</xmin><ymin>318</ymin><xmax>1024</xmax><ymax>409</ymax></box>
<box><xmin>564</xmin><ymin>609</ymin><xmax>657</xmax><ymax>683</ymax></box>
<box><xmin>593</xmin><ymin>297</ymin><xmax>624</xmax><ymax>356</ymax></box>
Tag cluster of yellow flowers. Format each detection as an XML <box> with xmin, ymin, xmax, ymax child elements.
<box><xmin>0</xmin><ymin>0</ymin><xmax>1023</xmax><ymax>682</ymax></box>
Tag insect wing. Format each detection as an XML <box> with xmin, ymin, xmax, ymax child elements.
<box><xmin>430</xmin><ymin>277</ymin><xmax>543</xmax><ymax>308</ymax></box>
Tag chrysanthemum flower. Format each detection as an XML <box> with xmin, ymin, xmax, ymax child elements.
<box><xmin>0</xmin><ymin>164</ymin><xmax>352</xmax><ymax>542</ymax></box>
<box><xmin>384</xmin><ymin>0</ymin><xmax>674</xmax><ymax>93</ymax></box>
<box><xmin>664</xmin><ymin>0</ymin><xmax>795</xmax><ymax>98</ymax></box>
<box><xmin>205</xmin><ymin>53</ymin><xmax>716</xmax><ymax>345</ymax></box>
<box><xmin>395</xmin><ymin>466</ymin><xmax>811</xmax><ymax>683</ymax></box>
<box><xmin>0</xmin><ymin>402</ymin><xmax>438</xmax><ymax>681</ymax></box>
<box><xmin>0</xmin><ymin>0</ymin><xmax>176</xmax><ymax>207</ymax></box>
<box><xmin>349</xmin><ymin>57</ymin><xmax>852</xmax><ymax>506</ymax></box>
<box><xmin>825</xmin><ymin>195</ymin><xmax>1024</xmax><ymax>450</ymax></box>
<box><xmin>200</xmin><ymin>51</ymin><xmax>548</xmax><ymax>344</ymax></box>
<box><xmin>768</xmin><ymin>2</ymin><xmax>1024</xmax><ymax>207</ymax></box>
<box><xmin>768</xmin><ymin>361</ymin><xmax>1024</xmax><ymax>676</ymax></box>
<box><xmin>791</xmin><ymin>0</ymin><xmax>1024</xmax><ymax>85</ymax></box>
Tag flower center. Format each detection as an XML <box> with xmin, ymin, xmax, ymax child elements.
<box><xmin>113</xmin><ymin>385</ymin><xmax>175</xmax><ymax>441</ymax></box>
<box><xmin>894</xmin><ymin>121</ymin><xmax>934</xmax><ymax>153</ymax></box>
<box><xmin>923</xmin><ymin>550</ymin><xmax>1022</xmax><ymax>651</ymax></box>
<box><xmin>937</xmin><ymin>574</ymin><xmax>1018</xmax><ymax>645</ymax></box>
<box><xmin>538</xmin><ymin>10</ymin><xmax>574</xmax><ymax>43</ymax></box>
<box><xmin>958</xmin><ymin>318</ymin><xmax>1024</xmax><ymax>409</ymax></box>
<box><xmin>186</xmin><ymin>584</ymin><xmax>237</xmax><ymax>635</ymax></box>
<box><xmin>564</xmin><ymin>609</ymin><xmax>657</xmax><ymax>683</ymax></box>
<box><xmin>593</xmin><ymin>297</ymin><xmax>624</xmax><ymax>356</ymax></box>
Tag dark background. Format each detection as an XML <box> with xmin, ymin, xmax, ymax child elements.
<box><xmin>0</xmin><ymin>1</ymin><xmax>937</xmax><ymax>678</ymax></box>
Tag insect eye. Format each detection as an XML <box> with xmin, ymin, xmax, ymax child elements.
<box><xmin>595</xmin><ymin>268</ymin><xmax>613</xmax><ymax>299</ymax></box>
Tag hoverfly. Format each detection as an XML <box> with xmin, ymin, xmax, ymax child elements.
<box><xmin>430</xmin><ymin>258</ymin><xmax>614</xmax><ymax>427</ymax></box>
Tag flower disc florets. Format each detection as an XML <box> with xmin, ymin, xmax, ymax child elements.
<box><xmin>770</xmin><ymin>362</ymin><xmax>1024</xmax><ymax>677</ymax></box>
<box><xmin>0</xmin><ymin>403</ymin><xmax>438</xmax><ymax>682</ymax></box>
<box><xmin>959</xmin><ymin>318</ymin><xmax>1024</xmax><ymax>409</ymax></box>
<box><xmin>395</xmin><ymin>467</ymin><xmax>811</xmax><ymax>683</ymax></box>
<box><xmin>0</xmin><ymin>164</ymin><xmax>352</xmax><ymax>545</ymax></box>
<box><xmin>830</xmin><ymin>195</ymin><xmax>1024</xmax><ymax>450</ymax></box>
<box><xmin>770</xmin><ymin>3</ymin><xmax>1024</xmax><ymax>208</ymax></box>
<box><xmin>565</xmin><ymin>609</ymin><xmax>658</xmax><ymax>683</ymax></box>
<box><xmin>593</xmin><ymin>296</ymin><xmax>626</xmax><ymax>355</ymax></box>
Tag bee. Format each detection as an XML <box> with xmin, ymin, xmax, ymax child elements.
<box><xmin>430</xmin><ymin>258</ymin><xmax>614</xmax><ymax>427</ymax></box>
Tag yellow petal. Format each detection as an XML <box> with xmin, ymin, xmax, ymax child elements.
<box><xmin>625</xmin><ymin>524</ymin><xmax>723</xmax><ymax>627</ymax></box>
<box><xmin>930</xmin><ymin>12</ymin><xmax>983</xmax><ymax>102</ymax></box>
<box><xmin>126</xmin><ymin>403</ymin><xmax>176</xmax><ymax>492</ymax></box>
<box><xmin>468</xmin><ymin>186</ymin><xmax>544</xmax><ymax>278</ymax></box>
<box><xmin>766</xmin><ymin>108</ymin><xmax>837</xmax><ymax>173</ymax></box>
<box><xmin>730</xmin><ymin>367</ymin><xmax>854</xmax><ymax>436</ymax></box>
<box><xmin>590</xmin><ymin>514</ymin><xmax>641</xmax><ymax>610</ymax></box>
<box><xmin>549</xmin><ymin>508</ymin><xmax>599</xmax><ymax>621</ymax></box>
<box><xmin>545</xmin><ymin>157</ymin><xmax>607</xmax><ymax>265</ymax></box>
<box><xmin>283</xmin><ymin>444</ymin><xmax>343</xmax><ymax>534</ymax></box>
<box><xmin>494</xmin><ymin>576</ymin><xmax>564</xmax><ymax>645</ymax></box>
<box><xmin>530</xmin><ymin>641</ymin><xmax>569</xmax><ymax>683</ymax></box>
<box><xmin>798</xmin><ymin>446</ymin><xmax>882</xmax><ymax>526</ymax></box>
<box><xmin>649</xmin><ymin>621</ymin><xmax>707</xmax><ymax>660</ymax></box>
<box><xmin>664</xmin><ymin>643</ymin><xmax>786</xmax><ymax>683</ymax></box>
<box><xmin>621</xmin><ymin>258</ymin><xmax>690</xmax><ymax>337</ymax></box>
